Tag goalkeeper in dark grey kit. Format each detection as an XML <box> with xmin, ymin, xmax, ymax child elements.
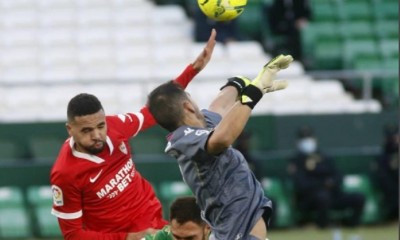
<box><xmin>147</xmin><ymin>53</ymin><xmax>293</xmax><ymax>240</ymax></box>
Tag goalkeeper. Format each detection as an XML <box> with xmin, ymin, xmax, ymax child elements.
<box><xmin>147</xmin><ymin>54</ymin><xmax>293</xmax><ymax>240</ymax></box>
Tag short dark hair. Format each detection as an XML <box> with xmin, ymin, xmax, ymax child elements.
<box><xmin>170</xmin><ymin>196</ymin><xmax>204</xmax><ymax>225</ymax></box>
<box><xmin>147</xmin><ymin>81</ymin><xmax>188</xmax><ymax>132</ymax></box>
<box><xmin>67</xmin><ymin>93</ymin><xmax>103</xmax><ymax>122</ymax></box>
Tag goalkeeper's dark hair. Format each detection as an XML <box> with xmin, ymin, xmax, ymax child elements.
<box><xmin>147</xmin><ymin>81</ymin><xmax>188</xmax><ymax>132</ymax></box>
<box><xmin>67</xmin><ymin>93</ymin><xmax>104</xmax><ymax>122</ymax></box>
<box><xmin>169</xmin><ymin>196</ymin><xmax>205</xmax><ymax>225</ymax></box>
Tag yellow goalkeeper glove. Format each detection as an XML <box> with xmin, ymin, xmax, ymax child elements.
<box><xmin>251</xmin><ymin>54</ymin><xmax>293</xmax><ymax>94</ymax></box>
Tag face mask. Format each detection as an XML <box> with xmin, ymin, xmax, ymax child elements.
<box><xmin>298</xmin><ymin>138</ymin><xmax>317</xmax><ymax>154</ymax></box>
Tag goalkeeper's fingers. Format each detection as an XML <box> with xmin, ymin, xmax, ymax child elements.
<box><xmin>265</xmin><ymin>80</ymin><xmax>288</xmax><ymax>93</ymax></box>
<box><xmin>266</xmin><ymin>54</ymin><xmax>293</xmax><ymax>70</ymax></box>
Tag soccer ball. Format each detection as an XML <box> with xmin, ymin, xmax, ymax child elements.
<box><xmin>197</xmin><ymin>0</ymin><xmax>248</xmax><ymax>21</ymax></box>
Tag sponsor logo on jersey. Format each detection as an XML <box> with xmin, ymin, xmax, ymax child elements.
<box><xmin>119</xmin><ymin>142</ymin><xmax>128</xmax><ymax>155</ymax></box>
<box><xmin>52</xmin><ymin>185</ymin><xmax>64</xmax><ymax>206</ymax></box>
<box><xmin>96</xmin><ymin>158</ymin><xmax>135</xmax><ymax>199</ymax></box>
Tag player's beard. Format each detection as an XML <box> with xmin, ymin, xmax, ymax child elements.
<box><xmin>85</xmin><ymin>140</ymin><xmax>106</xmax><ymax>155</ymax></box>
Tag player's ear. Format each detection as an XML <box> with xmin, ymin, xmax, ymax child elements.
<box><xmin>65</xmin><ymin>123</ymin><xmax>73</xmax><ymax>136</ymax></box>
<box><xmin>204</xmin><ymin>224</ymin><xmax>212</xmax><ymax>237</ymax></box>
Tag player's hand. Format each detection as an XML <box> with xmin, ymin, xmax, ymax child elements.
<box><xmin>126</xmin><ymin>228</ymin><xmax>157</xmax><ymax>240</ymax></box>
<box><xmin>192</xmin><ymin>28</ymin><xmax>216</xmax><ymax>72</ymax></box>
<box><xmin>251</xmin><ymin>54</ymin><xmax>293</xmax><ymax>94</ymax></box>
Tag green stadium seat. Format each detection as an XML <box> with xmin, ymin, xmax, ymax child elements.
<box><xmin>342</xmin><ymin>39</ymin><xmax>379</xmax><ymax>69</ymax></box>
<box><xmin>0</xmin><ymin>187</ymin><xmax>32</xmax><ymax>238</ymax></box>
<box><xmin>0</xmin><ymin>208</ymin><xmax>32</xmax><ymax>238</ymax></box>
<box><xmin>339</xmin><ymin>2</ymin><xmax>373</xmax><ymax>22</ymax></box>
<box><xmin>373</xmin><ymin>1</ymin><xmax>399</xmax><ymax>21</ymax></box>
<box><xmin>374</xmin><ymin>20</ymin><xmax>399</xmax><ymax>40</ymax></box>
<box><xmin>159</xmin><ymin>181</ymin><xmax>192</xmax><ymax>201</ymax></box>
<box><xmin>314</xmin><ymin>39</ymin><xmax>344</xmax><ymax>69</ymax></box>
<box><xmin>261</xmin><ymin>178</ymin><xmax>294</xmax><ymax>228</ymax></box>
<box><xmin>354</xmin><ymin>56</ymin><xmax>383</xmax><ymax>71</ymax></box>
<box><xmin>159</xmin><ymin>181</ymin><xmax>192</xmax><ymax>219</ymax></box>
<box><xmin>379</xmin><ymin>39</ymin><xmax>399</xmax><ymax>59</ymax></box>
<box><xmin>380</xmin><ymin>57</ymin><xmax>399</xmax><ymax>107</ymax></box>
<box><xmin>0</xmin><ymin>186</ymin><xmax>24</xmax><ymax>207</ymax></box>
<box><xmin>312</xmin><ymin>2</ymin><xmax>339</xmax><ymax>22</ymax></box>
<box><xmin>342</xmin><ymin>174</ymin><xmax>383</xmax><ymax>224</ymax></box>
<box><xmin>27</xmin><ymin>186</ymin><xmax>62</xmax><ymax>238</ymax></box>
<box><xmin>237</xmin><ymin>1</ymin><xmax>264</xmax><ymax>41</ymax></box>
<box><xmin>340</xmin><ymin>21</ymin><xmax>375</xmax><ymax>40</ymax></box>
<box><xmin>301</xmin><ymin>22</ymin><xmax>342</xmax><ymax>69</ymax></box>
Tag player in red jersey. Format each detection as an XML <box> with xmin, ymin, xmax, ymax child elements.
<box><xmin>50</xmin><ymin>30</ymin><xmax>216</xmax><ymax>240</ymax></box>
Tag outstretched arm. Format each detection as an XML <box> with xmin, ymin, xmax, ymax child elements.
<box><xmin>173</xmin><ymin>29</ymin><xmax>216</xmax><ymax>89</ymax></box>
<box><xmin>140</xmin><ymin>29</ymin><xmax>217</xmax><ymax>131</ymax></box>
<box><xmin>207</xmin><ymin>55</ymin><xmax>293</xmax><ymax>155</ymax></box>
<box><xmin>209</xmin><ymin>76</ymin><xmax>250</xmax><ymax>117</ymax></box>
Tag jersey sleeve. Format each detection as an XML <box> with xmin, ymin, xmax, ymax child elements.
<box><xmin>108</xmin><ymin>106</ymin><xmax>156</xmax><ymax>139</ymax></box>
<box><xmin>167</xmin><ymin>127</ymin><xmax>213</xmax><ymax>162</ymax></box>
<box><xmin>172</xmin><ymin>64</ymin><xmax>198</xmax><ymax>89</ymax></box>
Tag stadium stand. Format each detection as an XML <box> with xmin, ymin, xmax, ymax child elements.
<box><xmin>0</xmin><ymin>0</ymin><xmax>397</xmax><ymax>237</ymax></box>
<box><xmin>27</xmin><ymin>186</ymin><xmax>62</xmax><ymax>237</ymax></box>
<box><xmin>0</xmin><ymin>187</ymin><xmax>32</xmax><ymax>238</ymax></box>
<box><xmin>0</xmin><ymin>0</ymin><xmax>391</xmax><ymax>122</ymax></box>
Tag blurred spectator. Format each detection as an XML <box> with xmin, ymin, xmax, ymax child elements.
<box><xmin>193</xmin><ymin>6</ymin><xmax>242</xmax><ymax>44</ymax></box>
<box><xmin>234</xmin><ymin>131</ymin><xmax>262</xmax><ymax>181</ymax></box>
<box><xmin>372</xmin><ymin>125</ymin><xmax>399</xmax><ymax>221</ymax></box>
<box><xmin>265</xmin><ymin>0</ymin><xmax>312</xmax><ymax>62</ymax></box>
<box><xmin>287</xmin><ymin>126</ymin><xmax>365</xmax><ymax>228</ymax></box>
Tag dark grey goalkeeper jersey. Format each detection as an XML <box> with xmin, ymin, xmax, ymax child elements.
<box><xmin>165</xmin><ymin>110</ymin><xmax>272</xmax><ymax>240</ymax></box>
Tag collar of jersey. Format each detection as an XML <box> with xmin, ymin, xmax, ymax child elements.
<box><xmin>69</xmin><ymin>136</ymin><xmax>114</xmax><ymax>164</ymax></box>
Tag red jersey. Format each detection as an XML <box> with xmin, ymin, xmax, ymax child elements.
<box><xmin>50</xmin><ymin>65</ymin><xmax>197</xmax><ymax>240</ymax></box>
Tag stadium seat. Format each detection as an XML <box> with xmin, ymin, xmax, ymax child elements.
<box><xmin>39</xmin><ymin>9</ymin><xmax>76</xmax><ymax>28</ymax></box>
<box><xmin>339</xmin><ymin>2</ymin><xmax>373</xmax><ymax>22</ymax></box>
<box><xmin>150</xmin><ymin>5</ymin><xmax>187</xmax><ymax>26</ymax></box>
<box><xmin>0</xmin><ymin>9</ymin><xmax>38</xmax><ymax>29</ymax></box>
<box><xmin>261</xmin><ymin>178</ymin><xmax>294</xmax><ymax>228</ymax></box>
<box><xmin>311</xmin><ymin>2</ymin><xmax>339</xmax><ymax>22</ymax></box>
<box><xmin>342</xmin><ymin>39</ymin><xmax>379</xmax><ymax>69</ymax></box>
<box><xmin>379</xmin><ymin>39</ymin><xmax>399</xmax><ymax>59</ymax></box>
<box><xmin>342</xmin><ymin>174</ymin><xmax>383</xmax><ymax>224</ymax></box>
<box><xmin>301</xmin><ymin>22</ymin><xmax>342</xmax><ymax>69</ymax></box>
<box><xmin>0</xmin><ymin>187</ymin><xmax>32</xmax><ymax>238</ymax></box>
<box><xmin>372</xmin><ymin>1</ymin><xmax>399</xmax><ymax>21</ymax></box>
<box><xmin>0</xmin><ymin>208</ymin><xmax>32</xmax><ymax>238</ymax></box>
<box><xmin>37</xmin><ymin>0</ymin><xmax>75</xmax><ymax>9</ymax></box>
<box><xmin>114</xmin><ymin>26</ymin><xmax>150</xmax><ymax>45</ymax></box>
<box><xmin>1</xmin><ymin>29</ymin><xmax>38</xmax><ymax>47</ymax></box>
<box><xmin>237</xmin><ymin>1</ymin><xmax>264</xmax><ymax>41</ymax></box>
<box><xmin>27</xmin><ymin>186</ymin><xmax>62</xmax><ymax>237</ymax></box>
<box><xmin>340</xmin><ymin>21</ymin><xmax>374</xmax><ymax>40</ymax></box>
<box><xmin>158</xmin><ymin>181</ymin><xmax>192</xmax><ymax>219</ymax></box>
<box><xmin>374</xmin><ymin>20</ymin><xmax>398</xmax><ymax>40</ymax></box>
<box><xmin>314</xmin><ymin>39</ymin><xmax>344</xmax><ymax>70</ymax></box>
